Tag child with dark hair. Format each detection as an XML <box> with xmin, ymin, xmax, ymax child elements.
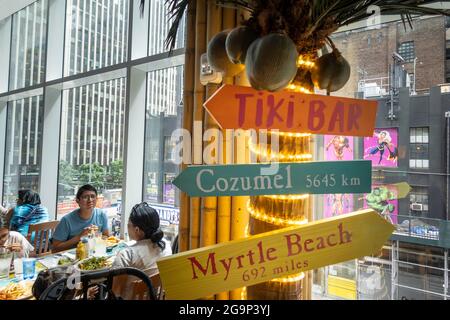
<box><xmin>0</xmin><ymin>215</ymin><xmax>34</xmax><ymax>258</ymax></box>
<box><xmin>9</xmin><ymin>189</ymin><xmax>49</xmax><ymax>238</ymax></box>
<box><xmin>111</xmin><ymin>202</ymin><xmax>171</xmax><ymax>299</ymax></box>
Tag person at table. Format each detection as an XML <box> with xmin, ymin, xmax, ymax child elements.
<box><xmin>9</xmin><ymin>190</ymin><xmax>49</xmax><ymax>238</ymax></box>
<box><xmin>0</xmin><ymin>216</ymin><xmax>34</xmax><ymax>258</ymax></box>
<box><xmin>111</xmin><ymin>202</ymin><xmax>171</xmax><ymax>299</ymax></box>
<box><xmin>51</xmin><ymin>184</ymin><xmax>109</xmax><ymax>253</ymax></box>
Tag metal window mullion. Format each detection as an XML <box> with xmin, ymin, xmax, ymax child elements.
<box><xmin>99</xmin><ymin>0</ymin><xmax>105</xmax><ymax>68</ymax></box>
<box><xmin>64</xmin><ymin>0</ymin><xmax>73</xmax><ymax>75</ymax></box>
<box><xmin>93</xmin><ymin>0</ymin><xmax>99</xmax><ymax>70</ymax></box>
<box><xmin>112</xmin><ymin>78</ymin><xmax>118</xmax><ymax>160</ymax></box>
<box><xmin>70</xmin><ymin>88</ymin><xmax>76</xmax><ymax>165</ymax></box>
<box><xmin>86</xmin><ymin>0</ymin><xmax>93</xmax><ymax>72</ymax></box>
<box><xmin>73</xmin><ymin>0</ymin><xmax>80</xmax><ymax>74</ymax></box>
<box><xmin>106</xmin><ymin>80</ymin><xmax>112</xmax><ymax>165</ymax></box>
<box><xmin>9</xmin><ymin>101</ymin><xmax>17</xmax><ymax>165</ymax></box>
<box><xmin>105</xmin><ymin>0</ymin><xmax>110</xmax><ymax>67</ymax></box>
<box><xmin>120</xmin><ymin>0</ymin><xmax>126</xmax><ymax>63</ymax></box>
<box><xmin>445</xmin><ymin>250</ymin><xmax>448</xmax><ymax>300</ymax></box>
<box><xmin>18</xmin><ymin>99</ymin><xmax>24</xmax><ymax>165</ymax></box>
<box><xmin>396</xmin><ymin>283</ymin><xmax>446</xmax><ymax>298</ymax></box>
<box><xmin>118</xmin><ymin>78</ymin><xmax>123</xmax><ymax>160</ymax></box>
<box><xmin>80</xmin><ymin>0</ymin><xmax>87</xmax><ymax>73</ymax></box>
<box><xmin>34</xmin><ymin>96</ymin><xmax>39</xmax><ymax>164</ymax></box>
<box><xmin>26</xmin><ymin>97</ymin><xmax>32</xmax><ymax>165</ymax></box>
<box><xmin>90</xmin><ymin>83</ymin><xmax>95</xmax><ymax>165</ymax></box>
<box><xmin>84</xmin><ymin>84</ymin><xmax>89</xmax><ymax>163</ymax></box>
<box><xmin>30</xmin><ymin>3</ymin><xmax>37</xmax><ymax>86</ymax></box>
<box><xmin>96</xmin><ymin>82</ymin><xmax>101</xmax><ymax>163</ymax></box>
<box><xmin>22</xmin><ymin>7</ymin><xmax>30</xmax><ymax>88</ymax></box>
<box><xmin>38</xmin><ymin>0</ymin><xmax>45</xmax><ymax>83</ymax></box>
<box><xmin>13</xmin><ymin>12</ymin><xmax>21</xmax><ymax>90</ymax></box>
<box><xmin>77</xmin><ymin>87</ymin><xmax>82</xmax><ymax>165</ymax></box>
<box><xmin>101</xmin><ymin>81</ymin><xmax>106</xmax><ymax>165</ymax></box>
<box><xmin>111</xmin><ymin>0</ymin><xmax>116</xmax><ymax>66</ymax></box>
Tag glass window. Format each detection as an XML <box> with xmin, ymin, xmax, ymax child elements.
<box><xmin>148</xmin><ymin>0</ymin><xmax>186</xmax><ymax>56</ymax></box>
<box><xmin>57</xmin><ymin>78</ymin><xmax>126</xmax><ymax>236</ymax></box>
<box><xmin>3</xmin><ymin>96</ymin><xmax>44</xmax><ymax>207</ymax></box>
<box><xmin>398</xmin><ymin>41</ymin><xmax>415</xmax><ymax>63</ymax></box>
<box><xmin>9</xmin><ymin>0</ymin><xmax>48</xmax><ymax>90</ymax></box>
<box><xmin>64</xmin><ymin>0</ymin><xmax>129</xmax><ymax>76</ymax></box>
<box><xmin>410</xmin><ymin>127</ymin><xmax>429</xmax><ymax>169</ymax></box>
<box><xmin>144</xmin><ymin>65</ymin><xmax>183</xmax><ymax>239</ymax></box>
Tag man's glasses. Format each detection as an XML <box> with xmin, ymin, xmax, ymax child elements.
<box><xmin>80</xmin><ymin>194</ymin><xmax>97</xmax><ymax>201</ymax></box>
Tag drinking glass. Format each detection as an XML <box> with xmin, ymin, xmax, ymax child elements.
<box><xmin>22</xmin><ymin>258</ymin><xmax>36</xmax><ymax>280</ymax></box>
<box><xmin>0</xmin><ymin>251</ymin><xmax>13</xmax><ymax>280</ymax></box>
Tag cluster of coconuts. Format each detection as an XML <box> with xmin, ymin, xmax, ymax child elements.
<box><xmin>206</xmin><ymin>26</ymin><xmax>350</xmax><ymax>93</ymax></box>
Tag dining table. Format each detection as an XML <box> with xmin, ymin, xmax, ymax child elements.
<box><xmin>0</xmin><ymin>238</ymin><xmax>129</xmax><ymax>300</ymax></box>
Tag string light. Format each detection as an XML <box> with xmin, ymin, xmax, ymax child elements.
<box><xmin>268</xmin><ymin>131</ymin><xmax>311</xmax><ymax>138</ymax></box>
<box><xmin>297</xmin><ymin>56</ymin><xmax>315</xmax><ymax>69</ymax></box>
<box><xmin>271</xmin><ymin>273</ymin><xmax>305</xmax><ymax>283</ymax></box>
<box><xmin>287</xmin><ymin>83</ymin><xmax>312</xmax><ymax>93</ymax></box>
<box><xmin>248</xmin><ymin>142</ymin><xmax>313</xmax><ymax>161</ymax></box>
<box><xmin>262</xmin><ymin>194</ymin><xmax>309</xmax><ymax>200</ymax></box>
<box><xmin>247</xmin><ymin>200</ymin><xmax>308</xmax><ymax>226</ymax></box>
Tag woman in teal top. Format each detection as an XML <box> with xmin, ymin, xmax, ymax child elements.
<box><xmin>9</xmin><ymin>189</ymin><xmax>49</xmax><ymax>238</ymax></box>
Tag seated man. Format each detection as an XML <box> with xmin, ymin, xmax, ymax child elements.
<box><xmin>52</xmin><ymin>184</ymin><xmax>109</xmax><ymax>253</ymax></box>
<box><xmin>0</xmin><ymin>216</ymin><xmax>34</xmax><ymax>258</ymax></box>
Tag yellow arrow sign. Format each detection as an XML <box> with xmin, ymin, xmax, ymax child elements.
<box><xmin>157</xmin><ymin>209</ymin><xmax>394</xmax><ymax>300</ymax></box>
<box><xmin>389</xmin><ymin>182</ymin><xmax>411</xmax><ymax>199</ymax></box>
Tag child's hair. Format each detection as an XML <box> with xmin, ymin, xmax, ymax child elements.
<box><xmin>129</xmin><ymin>202</ymin><xmax>165</xmax><ymax>250</ymax></box>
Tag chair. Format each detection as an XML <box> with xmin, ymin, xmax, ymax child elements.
<box><xmin>131</xmin><ymin>273</ymin><xmax>164</xmax><ymax>300</ymax></box>
<box><xmin>26</xmin><ymin>221</ymin><xmax>59</xmax><ymax>257</ymax></box>
<box><xmin>38</xmin><ymin>267</ymin><xmax>157</xmax><ymax>300</ymax></box>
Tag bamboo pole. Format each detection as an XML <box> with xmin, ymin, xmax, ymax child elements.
<box><xmin>200</xmin><ymin>0</ymin><xmax>221</xmax><ymax>250</ymax></box>
<box><xmin>190</xmin><ymin>0</ymin><xmax>207</xmax><ymax>250</ymax></box>
<box><xmin>179</xmin><ymin>0</ymin><xmax>197</xmax><ymax>253</ymax></box>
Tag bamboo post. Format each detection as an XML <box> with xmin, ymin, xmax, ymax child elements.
<box><xmin>190</xmin><ymin>0</ymin><xmax>207</xmax><ymax>250</ymax></box>
<box><xmin>179</xmin><ymin>0</ymin><xmax>197</xmax><ymax>252</ymax></box>
<box><xmin>200</xmin><ymin>0</ymin><xmax>221</xmax><ymax>250</ymax></box>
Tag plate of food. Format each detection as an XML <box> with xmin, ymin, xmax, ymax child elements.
<box><xmin>75</xmin><ymin>256</ymin><xmax>113</xmax><ymax>273</ymax></box>
<box><xmin>0</xmin><ymin>280</ymin><xmax>34</xmax><ymax>300</ymax></box>
<box><xmin>105</xmin><ymin>236</ymin><xmax>121</xmax><ymax>248</ymax></box>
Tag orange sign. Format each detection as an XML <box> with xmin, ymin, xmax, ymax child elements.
<box><xmin>204</xmin><ymin>84</ymin><xmax>378</xmax><ymax>137</ymax></box>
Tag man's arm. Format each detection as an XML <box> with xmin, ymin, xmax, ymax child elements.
<box><xmin>52</xmin><ymin>226</ymin><xmax>91</xmax><ymax>253</ymax></box>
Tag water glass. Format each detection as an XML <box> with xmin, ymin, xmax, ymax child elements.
<box><xmin>0</xmin><ymin>252</ymin><xmax>13</xmax><ymax>280</ymax></box>
<box><xmin>22</xmin><ymin>258</ymin><xmax>36</xmax><ymax>280</ymax></box>
<box><xmin>14</xmin><ymin>257</ymin><xmax>23</xmax><ymax>279</ymax></box>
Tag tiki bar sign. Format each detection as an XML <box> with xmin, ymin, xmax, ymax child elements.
<box><xmin>157</xmin><ymin>209</ymin><xmax>394</xmax><ymax>300</ymax></box>
<box><xmin>204</xmin><ymin>84</ymin><xmax>378</xmax><ymax>136</ymax></box>
<box><xmin>172</xmin><ymin>160</ymin><xmax>372</xmax><ymax>197</ymax></box>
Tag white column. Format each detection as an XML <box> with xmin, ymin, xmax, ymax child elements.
<box><xmin>0</xmin><ymin>100</ymin><xmax>7</xmax><ymax>203</ymax></box>
<box><xmin>121</xmin><ymin>67</ymin><xmax>146</xmax><ymax>238</ymax></box>
<box><xmin>40</xmin><ymin>87</ymin><xmax>62</xmax><ymax>219</ymax></box>
<box><xmin>0</xmin><ymin>17</ymin><xmax>11</xmax><ymax>93</ymax></box>
<box><xmin>46</xmin><ymin>0</ymin><xmax>66</xmax><ymax>81</ymax></box>
<box><xmin>131</xmin><ymin>0</ymin><xmax>149</xmax><ymax>60</ymax></box>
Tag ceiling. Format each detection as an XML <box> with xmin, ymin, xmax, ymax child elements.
<box><xmin>0</xmin><ymin>0</ymin><xmax>36</xmax><ymax>22</ymax></box>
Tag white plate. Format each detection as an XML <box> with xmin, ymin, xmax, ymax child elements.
<box><xmin>74</xmin><ymin>256</ymin><xmax>113</xmax><ymax>273</ymax></box>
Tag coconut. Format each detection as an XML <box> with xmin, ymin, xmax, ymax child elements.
<box><xmin>311</xmin><ymin>49</ymin><xmax>350</xmax><ymax>93</ymax></box>
<box><xmin>225</xmin><ymin>26</ymin><xmax>259</xmax><ymax>64</ymax></box>
<box><xmin>245</xmin><ymin>33</ymin><xmax>298</xmax><ymax>92</ymax></box>
<box><xmin>207</xmin><ymin>30</ymin><xmax>245</xmax><ymax>77</ymax></box>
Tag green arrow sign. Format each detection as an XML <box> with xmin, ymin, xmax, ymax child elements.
<box><xmin>173</xmin><ymin>160</ymin><xmax>372</xmax><ymax>197</ymax></box>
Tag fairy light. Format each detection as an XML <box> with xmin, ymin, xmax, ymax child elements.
<box><xmin>240</xmin><ymin>287</ymin><xmax>247</xmax><ymax>300</ymax></box>
<box><xmin>268</xmin><ymin>131</ymin><xmax>311</xmax><ymax>138</ymax></box>
<box><xmin>271</xmin><ymin>273</ymin><xmax>305</xmax><ymax>283</ymax></box>
<box><xmin>248</xmin><ymin>142</ymin><xmax>313</xmax><ymax>161</ymax></box>
<box><xmin>247</xmin><ymin>200</ymin><xmax>308</xmax><ymax>226</ymax></box>
<box><xmin>287</xmin><ymin>83</ymin><xmax>312</xmax><ymax>93</ymax></box>
<box><xmin>262</xmin><ymin>194</ymin><xmax>309</xmax><ymax>200</ymax></box>
<box><xmin>297</xmin><ymin>56</ymin><xmax>315</xmax><ymax>69</ymax></box>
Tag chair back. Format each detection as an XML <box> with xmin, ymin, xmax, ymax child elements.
<box><xmin>26</xmin><ymin>221</ymin><xmax>59</xmax><ymax>256</ymax></box>
<box><xmin>132</xmin><ymin>273</ymin><xmax>164</xmax><ymax>300</ymax></box>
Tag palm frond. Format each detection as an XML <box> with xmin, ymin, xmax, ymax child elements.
<box><xmin>164</xmin><ymin>0</ymin><xmax>190</xmax><ymax>53</ymax></box>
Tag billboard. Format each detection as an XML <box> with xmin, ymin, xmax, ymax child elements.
<box><xmin>363</xmin><ymin>128</ymin><xmax>398</xmax><ymax>167</ymax></box>
<box><xmin>323</xmin><ymin>135</ymin><xmax>354</xmax><ymax>218</ymax></box>
<box><xmin>363</xmin><ymin>184</ymin><xmax>398</xmax><ymax>224</ymax></box>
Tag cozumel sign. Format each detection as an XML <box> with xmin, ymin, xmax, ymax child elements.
<box><xmin>172</xmin><ymin>160</ymin><xmax>371</xmax><ymax>197</ymax></box>
<box><xmin>203</xmin><ymin>84</ymin><xmax>378</xmax><ymax>137</ymax></box>
<box><xmin>157</xmin><ymin>209</ymin><xmax>395</xmax><ymax>300</ymax></box>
